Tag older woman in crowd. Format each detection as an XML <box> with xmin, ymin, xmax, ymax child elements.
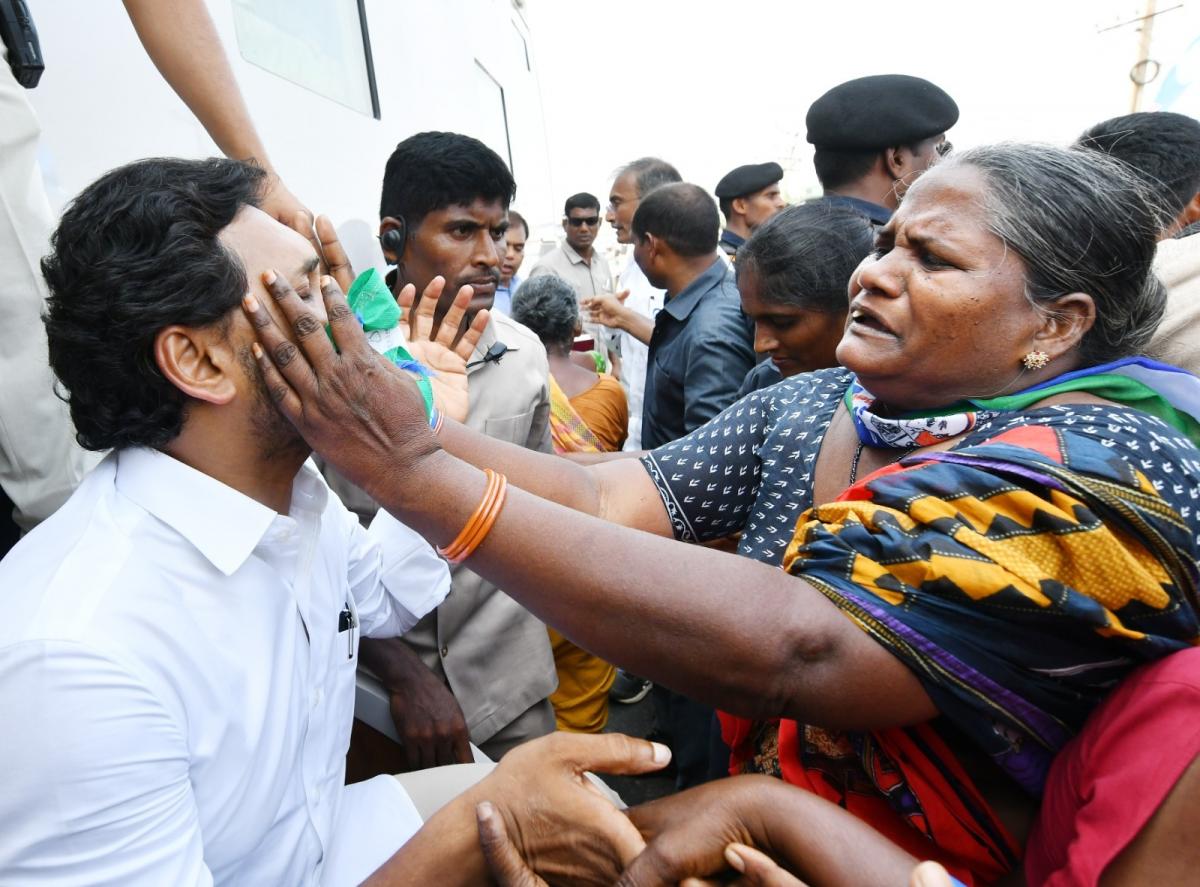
<box><xmin>250</xmin><ymin>142</ymin><xmax>1200</xmax><ymax>885</ymax></box>
<box><xmin>736</xmin><ymin>202</ymin><xmax>874</xmax><ymax>393</ymax></box>
<box><xmin>510</xmin><ymin>273</ymin><xmax>628</xmax><ymax>454</ymax></box>
<box><xmin>508</xmin><ymin>272</ymin><xmax>625</xmax><ymax>733</ymax></box>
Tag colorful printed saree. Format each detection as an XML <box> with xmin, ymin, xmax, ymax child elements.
<box><xmin>722</xmin><ymin>408</ymin><xmax>1200</xmax><ymax>884</ymax></box>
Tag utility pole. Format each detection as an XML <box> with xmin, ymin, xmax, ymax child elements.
<box><xmin>1130</xmin><ymin>0</ymin><xmax>1158</xmax><ymax>112</ymax></box>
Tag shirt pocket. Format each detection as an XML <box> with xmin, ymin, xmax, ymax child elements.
<box><xmin>484</xmin><ymin>409</ymin><xmax>535</xmax><ymax>445</ymax></box>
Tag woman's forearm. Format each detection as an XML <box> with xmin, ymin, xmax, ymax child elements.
<box><xmin>370</xmin><ymin>449</ymin><xmax>932</xmax><ymax>729</ymax></box>
<box><xmin>436</xmin><ymin>421</ymin><xmax>672</xmax><ymax>535</ymax></box>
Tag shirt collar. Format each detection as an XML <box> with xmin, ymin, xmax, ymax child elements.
<box><xmin>561</xmin><ymin>242</ymin><xmax>590</xmax><ymax>265</ymax></box>
<box><xmin>663</xmin><ymin>257</ymin><xmax>729</xmax><ymax>322</ymax></box>
<box><xmin>720</xmin><ymin>229</ymin><xmax>746</xmax><ymax>250</ymax></box>
<box><xmin>114</xmin><ymin>447</ymin><xmax>327</xmax><ymax>576</ymax></box>
<box><xmin>815</xmin><ymin>194</ymin><xmax>892</xmax><ymax>226</ymax></box>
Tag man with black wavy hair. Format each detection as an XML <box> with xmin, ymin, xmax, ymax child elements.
<box><xmin>0</xmin><ymin>156</ymin><xmax>454</xmax><ymax>883</ymax></box>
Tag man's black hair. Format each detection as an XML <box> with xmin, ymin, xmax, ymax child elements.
<box><xmin>380</xmin><ymin>131</ymin><xmax>516</xmax><ymax>230</ymax></box>
<box><xmin>564</xmin><ymin>192</ymin><xmax>600</xmax><ymax>215</ymax></box>
<box><xmin>41</xmin><ymin>157</ymin><xmax>266</xmax><ymax>451</ymax></box>
<box><xmin>812</xmin><ymin>146</ymin><xmax>881</xmax><ymax>190</ymax></box>
<box><xmin>631</xmin><ymin>182</ymin><xmax>719</xmax><ymax>257</ymax></box>
<box><xmin>1076</xmin><ymin>112</ymin><xmax>1200</xmax><ymax>228</ymax></box>
<box><xmin>507</xmin><ymin>209</ymin><xmax>529</xmax><ymax>238</ymax></box>
<box><xmin>718</xmin><ymin>196</ymin><xmax>734</xmax><ymax>222</ymax></box>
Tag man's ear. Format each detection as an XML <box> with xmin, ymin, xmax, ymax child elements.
<box><xmin>731</xmin><ymin>196</ymin><xmax>749</xmax><ymax>219</ymax></box>
<box><xmin>883</xmin><ymin>146</ymin><xmax>907</xmax><ymax>179</ymax></box>
<box><xmin>379</xmin><ymin>216</ymin><xmax>407</xmax><ymax>264</ymax></box>
<box><xmin>1031</xmin><ymin>292</ymin><xmax>1097</xmax><ymax>360</ymax></box>
<box><xmin>154</xmin><ymin>323</ymin><xmax>238</xmax><ymax>406</ymax></box>
<box><xmin>1172</xmin><ymin>191</ymin><xmax>1200</xmax><ymax>234</ymax></box>
<box><xmin>562</xmin><ymin>217</ymin><xmax>570</xmax><ymax>234</ymax></box>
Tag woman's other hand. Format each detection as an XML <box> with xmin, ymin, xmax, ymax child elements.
<box><xmin>619</xmin><ymin>774</ymin><xmax>917</xmax><ymax>887</ymax></box>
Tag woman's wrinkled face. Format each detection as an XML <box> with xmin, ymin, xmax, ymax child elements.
<box><xmin>836</xmin><ymin>164</ymin><xmax>1044</xmax><ymax>410</ymax></box>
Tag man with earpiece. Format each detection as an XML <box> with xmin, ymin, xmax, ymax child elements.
<box><xmin>323</xmin><ymin>131</ymin><xmax>559</xmax><ymax>766</ymax></box>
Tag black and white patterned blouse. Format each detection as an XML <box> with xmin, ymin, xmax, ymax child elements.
<box><xmin>640</xmin><ymin>367</ymin><xmax>1200</xmax><ymax>567</ymax></box>
<box><xmin>641</xmin><ymin>367</ymin><xmax>852</xmax><ymax>566</ymax></box>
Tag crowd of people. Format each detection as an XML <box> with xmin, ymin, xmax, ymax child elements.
<box><xmin>2</xmin><ymin>4</ymin><xmax>1200</xmax><ymax>886</ymax></box>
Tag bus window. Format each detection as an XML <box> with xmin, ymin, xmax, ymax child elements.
<box><xmin>231</xmin><ymin>0</ymin><xmax>380</xmax><ymax>119</ymax></box>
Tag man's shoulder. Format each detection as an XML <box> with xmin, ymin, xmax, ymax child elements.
<box><xmin>0</xmin><ymin>474</ymin><xmax>152</xmax><ymax>652</ymax></box>
<box><xmin>530</xmin><ymin>244</ymin><xmax>571</xmax><ymax>273</ymax></box>
<box><xmin>492</xmin><ymin>312</ymin><xmax>549</xmax><ymax>358</ymax></box>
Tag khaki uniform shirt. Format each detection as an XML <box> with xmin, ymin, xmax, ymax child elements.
<box><xmin>324</xmin><ymin>313</ymin><xmax>557</xmax><ymax>745</ymax></box>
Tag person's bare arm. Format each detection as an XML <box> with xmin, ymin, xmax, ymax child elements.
<box><xmin>242</xmin><ymin>275</ymin><xmax>937</xmax><ymax>729</ymax></box>
<box><xmin>620</xmin><ymin>775</ymin><xmax>918</xmax><ymax>886</ymax></box>
<box><xmin>363</xmin><ymin>733</ymin><xmax>670</xmax><ymax>886</ymax></box>
<box><xmin>584</xmin><ymin>292</ymin><xmax>654</xmax><ymax>345</ymax></box>
<box><xmin>122</xmin><ymin>0</ymin><xmax>307</xmax><ymax>224</ymax></box>
<box><xmin>359</xmin><ymin>637</ymin><xmax>473</xmax><ymax>770</ymax></box>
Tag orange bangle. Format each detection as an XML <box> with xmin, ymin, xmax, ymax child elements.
<box><xmin>446</xmin><ymin>474</ymin><xmax>507</xmax><ymax>564</ymax></box>
<box><xmin>445</xmin><ymin>475</ymin><xmax>501</xmax><ymax>561</ymax></box>
<box><xmin>438</xmin><ymin>469</ymin><xmax>498</xmax><ymax>561</ymax></box>
<box><xmin>437</xmin><ymin>470</ymin><xmax>507</xmax><ymax>563</ymax></box>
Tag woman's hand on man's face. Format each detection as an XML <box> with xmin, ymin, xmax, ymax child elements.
<box><xmin>241</xmin><ymin>269</ymin><xmax>435</xmax><ymax>499</ymax></box>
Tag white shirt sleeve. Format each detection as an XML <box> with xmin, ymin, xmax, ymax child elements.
<box><xmin>349</xmin><ymin>508</ymin><xmax>449</xmax><ymax>638</ymax></box>
<box><xmin>0</xmin><ymin>642</ymin><xmax>211</xmax><ymax>886</ymax></box>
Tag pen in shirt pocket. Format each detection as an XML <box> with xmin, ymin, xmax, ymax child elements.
<box><xmin>338</xmin><ymin>602</ymin><xmax>357</xmax><ymax>659</ymax></box>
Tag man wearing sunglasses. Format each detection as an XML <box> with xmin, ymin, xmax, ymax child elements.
<box><xmin>529</xmin><ymin>192</ymin><xmax>616</xmax><ymax>356</ymax></box>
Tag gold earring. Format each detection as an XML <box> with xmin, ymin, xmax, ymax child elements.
<box><xmin>1022</xmin><ymin>350</ymin><xmax>1050</xmax><ymax>370</ymax></box>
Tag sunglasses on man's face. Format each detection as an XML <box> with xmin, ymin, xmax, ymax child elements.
<box><xmin>567</xmin><ymin>216</ymin><xmax>601</xmax><ymax>227</ymax></box>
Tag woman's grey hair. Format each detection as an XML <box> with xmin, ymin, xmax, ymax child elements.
<box><xmin>939</xmin><ymin>142</ymin><xmax>1166</xmax><ymax>365</ymax></box>
<box><xmin>737</xmin><ymin>203</ymin><xmax>874</xmax><ymax>314</ymax></box>
<box><xmin>510</xmin><ymin>273</ymin><xmax>579</xmax><ymax>349</ymax></box>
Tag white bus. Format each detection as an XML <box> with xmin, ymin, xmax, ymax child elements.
<box><xmin>30</xmin><ymin>0</ymin><xmax>553</xmax><ymax>274</ymax></box>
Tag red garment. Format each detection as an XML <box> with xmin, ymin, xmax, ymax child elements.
<box><xmin>1025</xmin><ymin>647</ymin><xmax>1200</xmax><ymax>886</ymax></box>
<box><xmin>720</xmin><ymin>715</ymin><xmax>1018</xmax><ymax>886</ymax></box>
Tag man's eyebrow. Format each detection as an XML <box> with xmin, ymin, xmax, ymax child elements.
<box><xmin>296</xmin><ymin>256</ymin><xmax>320</xmax><ymax>278</ymax></box>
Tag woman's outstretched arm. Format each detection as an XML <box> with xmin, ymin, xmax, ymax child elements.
<box><xmin>242</xmin><ymin>272</ymin><xmax>936</xmax><ymax>729</ymax></box>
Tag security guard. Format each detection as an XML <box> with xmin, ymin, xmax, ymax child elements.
<box><xmin>714</xmin><ymin>161</ymin><xmax>785</xmax><ymax>260</ymax></box>
<box><xmin>806</xmin><ymin>74</ymin><xmax>958</xmax><ymax>226</ymax></box>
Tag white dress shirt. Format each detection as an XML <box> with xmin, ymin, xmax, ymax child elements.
<box><xmin>617</xmin><ymin>255</ymin><xmax>667</xmax><ymax>450</ymax></box>
<box><xmin>0</xmin><ymin>448</ymin><xmax>449</xmax><ymax>885</ymax></box>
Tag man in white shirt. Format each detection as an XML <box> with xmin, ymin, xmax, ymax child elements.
<box><xmin>0</xmin><ymin>157</ymin><xmax>654</xmax><ymax>885</ymax></box>
<box><xmin>586</xmin><ymin>158</ymin><xmax>682</xmax><ymax>451</ymax></box>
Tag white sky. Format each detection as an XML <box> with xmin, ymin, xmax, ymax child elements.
<box><xmin>523</xmin><ymin>0</ymin><xmax>1200</xmax><ymax>244</ymax></box>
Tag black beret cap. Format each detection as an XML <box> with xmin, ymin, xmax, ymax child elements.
<box><xmin>714</xmin><ymin>162</ymin><xmax>784</xmax><ymax>199</ymax></box>
<box><xmin>806</xmin><ymin>74</ymin><xmax>958</xmax><ymax>149</ymax></box>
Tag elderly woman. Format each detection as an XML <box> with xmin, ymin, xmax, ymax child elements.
<box><xmin>736</xmin><ymin>202</ymin><xmax>874</xmax><ymax>393</ymax></box>
<box><xmin>509</xmin><ymin>273</ymin><xmax>628</xmax><ymax>454</ymax></box>
<box><xmin>248</xmin><ymin>142</ymin><xmax>1200</xmax><ymax>885</ymax></box>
